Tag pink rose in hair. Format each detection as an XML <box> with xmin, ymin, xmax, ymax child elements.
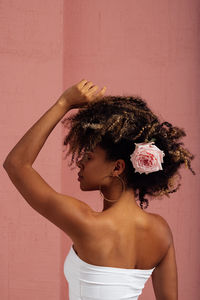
<box><xmin>130</xmin><ymin>142</ymin><xmax>165</xmax><ymax>175</ymax></box>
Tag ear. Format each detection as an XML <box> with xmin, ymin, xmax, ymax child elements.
<box><xmin>113</xmin><ymin>159</ymin><xmax>126</xmax><ymax>176</ymax></box>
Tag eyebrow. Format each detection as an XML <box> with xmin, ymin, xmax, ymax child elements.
<box><xmin>87</xmin><ymin>151</ymin><xmax>94</xmax><ymax>156</ymax></box>
<box><xmin>83</xmin><ymin>151</ymin><xmax>93</xmax><ymax>156</ymax></box>
<box><xmin>87</xmin><ymin>150</ymin><xmax>94</xmax><ymax>154</ymax></box>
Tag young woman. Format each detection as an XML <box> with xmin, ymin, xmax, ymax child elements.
<box><xmin>3</xmin><ymin>79</ymin><xmax>195</xmax><ymax>300</ymax></box>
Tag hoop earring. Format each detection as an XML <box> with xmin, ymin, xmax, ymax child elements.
<box><xmin>99</xmin><ymin>175</ymin><xmax>125</xmax><ymax>202</ymax></box>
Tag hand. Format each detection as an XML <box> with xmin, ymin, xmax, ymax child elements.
<box><xmin>57</xmin><ymin>79</ymin><xmax>107</xmax><ymax>109</ymax></box>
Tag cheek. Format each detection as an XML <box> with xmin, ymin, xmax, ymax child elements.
<box><xmin>85</xmin><ymin>162</ymin><xmax>105</xmax><ymax>179</ymax></box>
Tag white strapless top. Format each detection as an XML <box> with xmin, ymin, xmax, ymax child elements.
<box><xmin>64</xmin><ymin>244</ymin><xmax>155</xmax><ymax>300</ymax></box>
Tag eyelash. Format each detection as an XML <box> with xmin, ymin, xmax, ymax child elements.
<box><xmin>82</xmin><ymin>153</ymin><xmax>91</xmax><ymax>161</ymax></box>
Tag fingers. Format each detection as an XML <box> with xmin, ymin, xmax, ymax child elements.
<box><xmin>87</xmin><ymin>85</ymin><xmax>99</xmax><ymax>94</ymax></box>
<box><xmin>78</xmin><ymin>79</ymin><xmax>88</xmax><ymax>88</ymax></box>
<box><xmin>88</xmin><ymin>86</ymin><xmax>107</xmax><ymax>100</ymax></box>
<box><xmin>95</xmin><ymin>86</ymin><xmax>107</xmax><ymax>99</ymax></box>
<box><xmin>84</xmin><ymin>81</ymin><xmax>95</xmax><ymax>90</ymax></box>
<box><xmin>78</xmin><ymin>79</ymin><xmax>107</xmax><ymax>100</ymax></box>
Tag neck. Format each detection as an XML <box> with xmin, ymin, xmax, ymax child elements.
<box><xmin>102</xmin><ymin>188</ymin><xmax>139</xmax><ymax>212</ymax></box>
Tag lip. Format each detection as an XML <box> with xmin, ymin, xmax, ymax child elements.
<box><xmin>78</xmin><ymin>173</ymin><xmax>83</xmax><ymax>179</ymax></box>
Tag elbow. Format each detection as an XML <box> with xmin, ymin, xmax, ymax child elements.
<box><xmin>3</xmin><ymin>159</ymin><xmax>12</xmax><ymax>170</ymax></box>
<box><xmin>3</xmin><ymin>156</ymin><xmax>17</xmax><ymax>170</ymax></box>
<box><xmin>3</xmin><ymin>157</ymin><xmax>28</xmax><ymax>171</ymax></box>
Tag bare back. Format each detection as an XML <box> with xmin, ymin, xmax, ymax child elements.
<box><xmin>71</xmin><ymin>209</ymin><xmax>178</xmax><ymax>300</ymax></box>
<box><xmin>73</xmin><ymin>207</ymin><xmax>178</xmax><ymax>299</ymax></box>
<box><xmin>73</xmin><ymin>208</ymin><xmax>171</xmax><ymax>270</ymax></box>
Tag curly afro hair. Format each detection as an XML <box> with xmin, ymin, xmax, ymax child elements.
<box><xmin>61</xmin><ymin>95</ymin><xmax>196</xmax><ymax>210</ymax></box>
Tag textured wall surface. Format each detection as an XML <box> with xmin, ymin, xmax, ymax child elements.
<box><xmin>1</xmin><ymin>1</ymin><xmax>63</xmax><ymax>299</ymax></box>
<box><xmin>1</xmin><ymin>1</ymin><xmax>199</xmax><ymax>300</ymax></box>
<box><xmin>62</xmin><ymin>1</ymin><xmax>200</xmax><ymax>300</ymax></box>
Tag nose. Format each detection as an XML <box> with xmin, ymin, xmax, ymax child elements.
<box><xmin>76</xmin><ymin>152</ymin><xmax>88</xmax><ymax>168</ymax></box>
<box><xmin>76</xmin><ymin>158</ymin><xmax>83</xmax><ymax>169</ymax></box>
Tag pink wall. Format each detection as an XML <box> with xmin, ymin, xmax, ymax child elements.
<box><xmin>62</xmin><ymin>1</ymin><xmax>200</xmax><ymax>300</ymax></box>
<box><xmin>1</xmin><ymin>1</ymin><xmax>199</xmax><ymax>300</ymax></box>
<box><xmin>0</xmin><ymin>1</ymin><xmax>63</xmax><ymax>299</ymax></box>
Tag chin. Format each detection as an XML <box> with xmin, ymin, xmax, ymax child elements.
<box><xmin>80</xmin><ymin>186</ymin><xmax>88</xmax><ymax>191</ymax></box>
<box><xmin>79</xmin><ymin>184</ymin><xmax>98</xmax><ymax>192</ymax></box>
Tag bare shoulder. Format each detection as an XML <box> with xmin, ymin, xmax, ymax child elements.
<box><xmin>148</xmin><ymin>212</ymin><xmax>174</xmax><ymax>244</ymax></box>
<box><xmin>149</xmin><ymin>212</ymin><xmax>168</xmax><ymax>224</ymax></box>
